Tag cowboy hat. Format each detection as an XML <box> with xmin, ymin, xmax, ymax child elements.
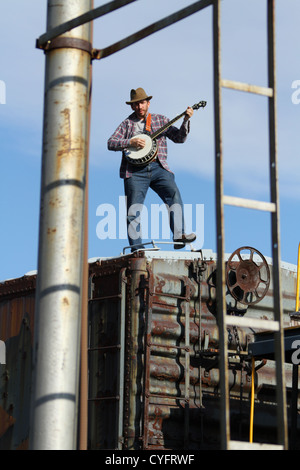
<box><xmin>126</xmin><ymin>87</ymin><xmax>153</xmax><ymax>104</ymax></box>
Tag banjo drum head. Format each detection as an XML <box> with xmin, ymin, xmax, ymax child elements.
<box><xmin>125</xmin><ymin>134</ymin><xmax>157</xmax><ymax>165</ymax></box>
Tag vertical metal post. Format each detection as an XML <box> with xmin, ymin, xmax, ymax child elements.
<box><xmin>30</xmin><ymin>0</ymin><xmax>93</xmax><ymax>450</ymax></box>
<box><xmin>213</xmin><ymin>0</ymin><xmax>230</xmax><ymax>449</ymax></box>
<box><xmin>290</xmin><ymin>364</ymin><xmax>298</xmax><ymax>450</ymax></box>
<box><xmin>267</xmin><ymin>0</ymin><xmax>288</xmax><ymax>449</ymax></box>
<box><xmin>79</xmin><ymin>1</ymin><xmax>94</xmax><ymax>450</ymax></box>
<box><xmin>296</xmin><ymin>243</ymin><xmax>300</xmax><ymax>312</ymax></box>
<box><xmin>184</xmin><ymin>292</ymin><xmax>190</xmax><ymax>449</ymax></box>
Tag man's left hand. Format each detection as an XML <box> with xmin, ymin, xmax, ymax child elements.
<box><xmin>184</xmin><ymin>106</ymin><xmax>194</xmax><ymax>121</ymax></box>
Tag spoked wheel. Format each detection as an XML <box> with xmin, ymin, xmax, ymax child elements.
<box><xmin>226</xmin><ymin>246</ymin><xmax>270</xmax><ymax>306</ymax></box>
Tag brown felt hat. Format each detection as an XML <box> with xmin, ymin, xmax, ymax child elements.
<box><xmin>126</xmin><ymin>87</ymin><xmax>152</xmax><ymax>104</ymax></box>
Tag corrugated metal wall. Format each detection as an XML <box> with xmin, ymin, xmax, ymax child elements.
<box><xmin>87</xmin><ymin>250</ymin><xmax>300</xmax><ymax>450</ymax></box>
<box><xmin>0</xmin><ymin>275</ymin><xmax>36</xmax><ymax>450</ymax></box>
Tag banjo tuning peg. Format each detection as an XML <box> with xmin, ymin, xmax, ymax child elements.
<box><xmin>193</xmin><ymin>100</ymin><xmax>207</xmax><ymax>110</ymax></box>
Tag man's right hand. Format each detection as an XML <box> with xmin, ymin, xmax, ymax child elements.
<box><xmin>130</xmin><ymin>137</ymin><xmax>146</xmax><ymax>149</ymax></box>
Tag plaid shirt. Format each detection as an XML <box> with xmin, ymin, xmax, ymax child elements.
<box><xmin>107</xmin><ymin>112</ymin><xmax>190</xmax><ymax>178</ymax></box>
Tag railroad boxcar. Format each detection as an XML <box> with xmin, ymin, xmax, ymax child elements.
<box><xmin>0</xmin><ymin>247</ymin><xmax>299</xmax><ymax>449</ymax></box>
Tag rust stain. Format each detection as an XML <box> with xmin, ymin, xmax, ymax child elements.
<box><xmin>55</xmin><ymin>107</ymin><xmax>85</xmax><ymax>177</ymax></box>
<box><xmin>0</xmin><ymin>296</ymin><xmax>35</xmax><ymax>343</ymax></box>
<box><xmin>16</xmin><ymin>438</ymin><xmax>29</xmax><ymax>450</ymax></box>
<box><xmin>57</xmin><ymin>108</ymin><xmax>71</xmax><ymax>160</ymax></box>
<box><xmin>0</xmin><ymin>405</ymin><xmax>16</xmax><ymax>438</ymax></box>
<box><xmin>152</xmin><ymin>406</ymin><xmax>163</xmax><ymax>431</ymax></box>
<box><xmin>49</xmin><ymin>197</ymin><xmax>62</xmax><ymax>208</ymax></box>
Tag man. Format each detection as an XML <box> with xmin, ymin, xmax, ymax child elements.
<box><xmin>107</xmin><ymin>87</ymin><xmax>196</xmax><ymax>251</ymax></box>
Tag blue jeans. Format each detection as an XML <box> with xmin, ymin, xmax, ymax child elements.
<box><xmin>124</xmin><ymin>161</ymin><xmax>185</xmax><ymax>250</ymax></box>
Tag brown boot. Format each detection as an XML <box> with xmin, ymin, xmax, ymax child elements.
<box><xmin>174</xmin><ymin>233</ymin><xmax>196</xmax><ymax>249</ymax></box>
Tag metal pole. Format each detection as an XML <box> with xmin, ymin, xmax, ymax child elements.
<box><xmin>213</xmin><ymin>0</ymin><xmax>230</xmax><ymax>449</ymax></box>
<box><xmin>267</xmin><ymin>0</ymin><xmax>288</xmax><ymax>449</ymax></box>
<box><xmin>30</xmin><ymin>0</ymin><xmax>93</xmax><ymax>450</ymax></box>
<box><xmin>79</xmin><ymin>0</ymin><xmax>93</xmax><ymax>448</ymax></box>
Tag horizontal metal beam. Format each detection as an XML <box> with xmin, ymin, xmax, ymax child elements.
<box><xmin>36</xmin><ymin>0</ymin><xmax>138</xmax><ymax>49</ymax></box>
<box><xmin>223</xmin><ymin>195</ymin><xmax>276</xmax><ymax>212</ymax></box>
<box><xmin>221</xmin><ymin>79</ymin><xmax>274</xmax><ymax>97</ymax></box>
<box><xmin>229</xmin><ymin>440</ymin><xmax>283</xmax><ymax>450</ymax></box>
<box><xmin>94</xmin><ymin>0</ymin><xmax>213</xmax><ymax>59</ymax></box>
<box><xmin>225</xmin><ymin>316</ymin><xmax>280</xmax><ymax>331</ymax></box>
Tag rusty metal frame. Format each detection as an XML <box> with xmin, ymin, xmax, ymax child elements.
<box><xmin>41</xmin><ymin>37</ymin><xmax>93</xmax><ymax>55</ymax></box>
<box><xmin>92</xmin><ymin>0</ymin><xmax>213</xmax><ymax>60</ymax></box>
<box><xmin>36</xmin><ymin>0</ymin><xmax>138</xmax><ymax>49</ymax></box>
<box><xmin>87</xmin><ymin>267</ymin><xmax>127</xmax><ymax>450</ymax></box>
<box><xmin>267</xmin><ymin>1</ymin><xmax>288</xmax><ymax>449</ymax></box>
<box><xmin>36</xmin><ymin>0</ymin><xmax>213</xmax><ymax>60</ymax></box>
<box><xmin>213</xmin><ymin>0</ymin><xmax>288</xmax><ymax>450</ymax></box>
<box><xmin>213</xmin><ymin>0</ymin><xmax>229</xmax><ymax>450</ymax></box>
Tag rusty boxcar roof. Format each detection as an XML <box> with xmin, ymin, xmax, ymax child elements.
<box><xmin>0</xmin><ymin>248</ymin><xmax>297</xmax><ymax>294</ymax></box>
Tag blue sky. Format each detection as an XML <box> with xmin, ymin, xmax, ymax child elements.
<box><xmin>1</xmin><ymin>0</ymin><xmax>299</xmax><ymax>281</ymax></box>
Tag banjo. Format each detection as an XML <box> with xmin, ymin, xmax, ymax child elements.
<box><xmin>123</xmin><ymin>100</ymin><xmax>207</xmax><ymax>166</ymax></box>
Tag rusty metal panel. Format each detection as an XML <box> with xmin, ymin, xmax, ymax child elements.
<box><xmin>0</xmin><ymin>275</ymin><xmax>36</xmax><ymax>450</ymax></box>
<box><xmin>0</xmin><ymin>249</ymin><xmax>299</xmax><ymax>450</ymax></box>
<box><xmin>87</xmin><ymin>258</ymin><xmax>129</xmax><ymax>450</ymax></box>
<box><xmin>87</xmin><ymin>249</ymin><xmax>300</xmax><ymax>450</ymax></box>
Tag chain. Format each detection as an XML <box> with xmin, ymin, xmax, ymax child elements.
<box><xmin>233</xmin><ymin>325</ymin><xmax>242</xmax><ymax>353</ymax></box>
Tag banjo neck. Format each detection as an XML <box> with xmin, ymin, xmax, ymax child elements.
<box><xmin>150</xmin><ymin>100</ymin><xmax>207</xmax><ymax>141</ymax></box>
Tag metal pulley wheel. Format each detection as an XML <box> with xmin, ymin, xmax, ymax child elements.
<box><xmin>226</xmin><ymin>246</ymin><xmax>270</xmax><ymax>305</ymax></box>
